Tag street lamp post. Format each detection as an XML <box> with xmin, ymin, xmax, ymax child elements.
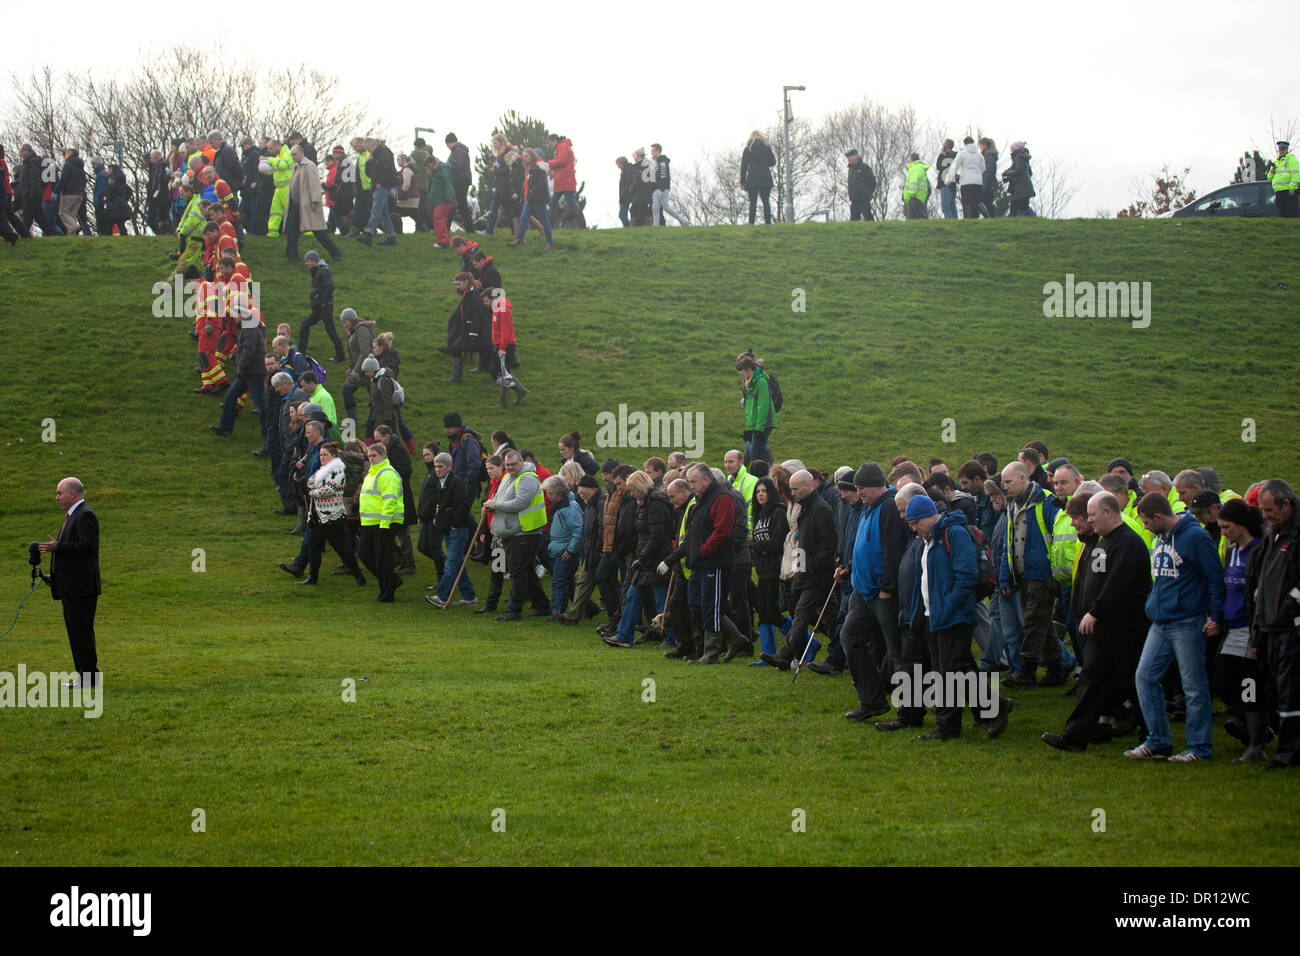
<box><xmin>415</xmin><ymin>126</ymin><xmax>437</xmax><ymax>145</ymax></box>
<box><xmin>782</xmin><ymin>85</ymin><xmax>805</xmax><ymax>222</ymax></box>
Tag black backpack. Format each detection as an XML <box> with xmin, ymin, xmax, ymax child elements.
<box><xmin>766</xmin><ymin>370</ymin><xmax>784</xmax><ymax>413</ymax></box>
<box><xmin>942</xmin><ymin>524</ymin><xmax>996</xmax><ymax>600</ymax></box>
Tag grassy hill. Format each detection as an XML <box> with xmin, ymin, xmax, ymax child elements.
<box><xmin>0</xmin><ymin>219</ymin><xmax>1296</xmax><ymax>866</ymax></box>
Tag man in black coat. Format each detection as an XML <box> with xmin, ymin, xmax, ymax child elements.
<box><xmin>762</xmin><ymin>469</ymin><xmax>839</xmax><ymax>670</ymax></box>
<box><xmin>299</xmin><ymin>252</ymin><xmax>344</xmax><ymax>361</ymax></box>
<box><xmin>684</xmin><ymin>465</ymin><xmax>736</xmax><ymax>664</ymax></box>
<box><xmin>846</xmin><ymin>149</ymin><xmax>876</xmax><ymax>222</ymax></box>
<box><xmin>240</xmin><ymin>139</ymin><xmax>262</xmax><ymax>232</ymax></box>
<box><xmin>55</xmin><ymin>149</ymin><xmax>87</xmax><ymax>235</ymax></box>
<box><xmin>417</xmin><ymin>442</ymin><xmax>445</xmax><ymax>578</ymax></box>
<box><xmin>37</xmin><ymin>478</ymin><xmax>101</xmax><ymax>686</ymax></box>
<box><xmin>1042</xmin><ymin>492</ymin><xmax>1152</xmax><ymax>752</ymax></box>
<box><xmin>16</xmin><ymin>144</ymin><xmax>57</xmax><ymax>235</ymax></box>
<box><xmin>376</xmin><ymin>425</ymin><xmax>417</xmax><ymax>575</ymax></box>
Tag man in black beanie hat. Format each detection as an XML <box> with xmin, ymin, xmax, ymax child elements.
<box><xmin>444</xmin><ymin>411</ymin><xmax>484</xmax><ymax>504</ymax></box>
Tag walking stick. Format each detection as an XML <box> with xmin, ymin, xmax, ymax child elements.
<box><xmin>791</xmin><ymin>585</ymin><xmax>837</xmax><ymax>686</ymax></box>
<box><xmin>650</xmin><ymin>566</ymin><xmax>677</xmax><ymax>635</ymax></box>
<box><xmin>442</xmin><ymin>509</ymin><xmax>489</xmax><ymax>609</ymax></box>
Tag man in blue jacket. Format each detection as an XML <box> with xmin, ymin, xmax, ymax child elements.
<box><xmin>905</xmin><ymin>495</ymin><xmax>1012</xmax><ymax>740</ymax></box>
<box><xmin>1126</xmin><ymin>493</ymin><xmax>1225</xmax><ymax>761</ymax></box>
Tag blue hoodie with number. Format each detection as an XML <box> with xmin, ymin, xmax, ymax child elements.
<box><xmin>1145</xmin><ymin>512</ymin><xmax>1226</xmax><ymax>624</ymax></box>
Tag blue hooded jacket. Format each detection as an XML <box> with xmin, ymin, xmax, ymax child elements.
<box><xmin>548</xmin><ymin>491</ymin><xmax>583</xmax><ymax>558</ymax></box>
<box><xmin>1146</xmin><ymin>512</ymin><xmax>1226</xmax><ymax>624</ymax></box>
<box><xmin>851</xmin><ymin>497</ymin><xmax>886</xmax><ymax>599</ymax></box>
<box><xmin>908</xmin><ymin>510</ymin><xmax>979</xmax><ymax>632</ymax></box>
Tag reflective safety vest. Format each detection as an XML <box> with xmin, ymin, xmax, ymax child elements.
<box><xmin>510</xmin><ymin>471</ymin><xmax>547</xmax><ymax>532</ymax></box>
<box><xmin>1220</xmin><ymin>489</ymin><xmax>1240</xmax><ymax>503</ymax></box>
<box><xmin>1049</xmin><ymin>505</ymin><xmax>1079</xmax><ymax>585</ymax></box>
<box><xmin>676</xmin><ymin>499</ymin><xmax>696</xmax><ymax>580</ymax></box>
<box><xmin>903</xmin><ymin>160</ymin><xmax>930</xmax><ymax>202</ymax></box>
<box><xmin>1167</xmin><ymin>486</ymin><xmax>1186</xmax><ymax>514</ymax></box>
<box><xmin>357</xmin><ymin>151</ymin><xmax>372</xmax><ymax>190</ymax></box>
<box><xmin>360</xmin><ymin>462</ymin><xmax>403</xmax><ymax>528</ymax></box>
<box><xmin>177</xmin><ymin>194</ymin><xmax>206</xmax><ymax>239</ymax></box>
<box><xmin>1121</xmin><ymin>507</ymin><xmax>1153</xmax><ymax>553</ymax></box>
<box><xmin>269</xmin><ymin>146</ymin><xmax>294</xmax><ymax>189</ymax></box>
<box><xmin>1269</xmin><ymin>151</ymin><xmax>1299</xmax><ymax>192</ymax></box>
<box><xmin>729</xmin><ymin>466</ymin><xmax>758</xmax><ymax>532</ymax></box>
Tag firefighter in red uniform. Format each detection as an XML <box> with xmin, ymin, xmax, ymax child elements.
<box><xmin>194</xmin><ymin>276</ymin><xmax>229</xmax><ymax>394</ymax></box>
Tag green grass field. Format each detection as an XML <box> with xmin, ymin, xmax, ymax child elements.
<box><xmin>0</xmin><ymin>219</ymin><xmax>1297</xmax><ymax>866</ymax></box>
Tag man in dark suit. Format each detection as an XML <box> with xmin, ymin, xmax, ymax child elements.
<box><xmin>37</xmin><ymin>477</ymin><xmax>101</xmax><ymax>687</ymax></box>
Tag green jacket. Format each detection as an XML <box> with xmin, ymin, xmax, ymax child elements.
<box><xmin>743</xmin><ymin>367</ymin><xmax>777</xmax><ymax>431</ymax></box>
<box><xmin>426</xmin><ymin>163</ymin><xmax>455</xmax><ymax>206</ymax></box>
<box><xmin>903</xmin><ymin>160</ymin><xmax>930</xmax><ymax>202</ymax></box>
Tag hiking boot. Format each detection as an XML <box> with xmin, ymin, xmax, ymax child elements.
<box><xmin>1042</xmin><ymin>732</ymin><xmax>1085</xmax><ymax>753</ymax></box>
<box><xmin>806</xmin><ymin>662</ymin><xmax>843</xmax><ymax>676</ymax></box>
<box><xmin>1004</xmin><ymin>667</ymin><xmax>1037</xmax><ymax>687</ymax></box>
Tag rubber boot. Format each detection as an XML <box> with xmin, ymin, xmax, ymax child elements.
<box><xmin>719</xmin><ymin>615</ymin><xmax>753</xmax><ymax>662</ymax></box>
<box><xmin>493</xmin><ymin>387</ymin><xmax>511</xmax><ymax>409</ymax></box>
<box><xmin>512</xmin><ymin>382</ymin><xmax>528</xmax><ymax>405</ymax></box>
<box><xmin>688</xmin><ymin>629</ymin><xmax>724</xmax><ymax>664</ymax></box>
<box><xmin>287</xmin><ymin>504</ymin><xmax>306</xmax><ymax>536</ymax></box>
<box><xmin>1234</xmin><ymin>711</ymin><xmax>1270</xmax><ymax>763</ymax></box>
<box><xmin>750</xmin><ymin>623</ymin><xmax>778</xmax><ymax>666</ymax></box>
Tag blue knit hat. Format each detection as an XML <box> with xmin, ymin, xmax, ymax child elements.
<box><xmin>904</xmin><ymin>495</ymin><xmax>938</xmax><ymax>521</ymax></box>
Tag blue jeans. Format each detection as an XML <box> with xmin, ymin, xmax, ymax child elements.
<box><xmin>515</xmin><ymin>200</ymin><xmax>553</xmax><ymax>243</ymax></box>
<box><xmin>1136</xmin><ymin>616</ymin><xmax>1212</xmax><ymax>757</ymax></box>
<box><xmin>550</xmin><ymin>190</ymin><xmax>581</xmax><ymax>229</ymax></box>
<box><xmin>744</xmin><ymin>428</ymin><xmax>773</xmax><ymax>465</ymax></box>
<box><xmin>618</xmin><ymin>202</ymin><xmax>630</xmax><ymax>227</ymax></box>
<box><xmin>366</xmin><ymin>185</ymin><xmax>396</xmax><ymax>236</ymax></box>
<box><xmin>616</xmin><ymin>582</ymin><xmax>667</xmax><ymax>642</ymax></box>
<box><xmin>939</xmin><ymin>185</ymin><xmax>958</xmax><ymax>219</ymax></box>
<box><xmin>484</xmin><ymin>198</ymin><xmax>500</xmax><ymax>235</ymax></box>
<box><xmin>549</xmin><ymin>551</ymin><xmax>579</xmax><ymax>615</ymax></box>
<box><xmin>990</xmin><ymin>590</ymin><xmax>1025</xmax><ymax>673</ymax></box>
<box><xmin>219</xmin><ymin>374</ymin><xmax>266</xmax><ymax>433</ymax></box>
<box><xmin>436</xmin><ymin>527</ymin><xmax>475</xmax><ymax>602</ymax></box>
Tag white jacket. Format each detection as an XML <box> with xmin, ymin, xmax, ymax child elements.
<box><xmin>946</xmin><ymin>143</ymin><xmax>986</xmax><ymax>186</ymax></box>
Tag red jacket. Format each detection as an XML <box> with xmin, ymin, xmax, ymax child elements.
<box><xmin>549</xmin><ymin>138</ymin><xmax>577</xmax><ymax>193</ymax></box>
<box><xmin>491</xmin><ymin>297</ymin><xmax>516</xmax><ymax>349</ymax></box>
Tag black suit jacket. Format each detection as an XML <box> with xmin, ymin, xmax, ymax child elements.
<box><xmin>50</xmin><ymin>503</ymin><xmax>101</xmax><ymax>600</ymax></box>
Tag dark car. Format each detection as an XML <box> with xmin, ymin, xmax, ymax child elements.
<box><xmin>1167</xmin><ymin>181</ymin><xmax>1278</xmax><ymax>218</ymax></box>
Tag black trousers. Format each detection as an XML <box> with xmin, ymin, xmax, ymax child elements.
<box><xmin>0</xmin><ymin>191</ymin><xmax>21</xmax><ymax>242</ymax></box>
<box><xmin>1276</xmin><ymin>190</ymin><xmax>1299</xmax><ymax>218</ymax></box>
<box><xmin>359</xmin><ymin>525</ymin><xmax>396</xmax><ymax>599</ymax></box>
<box><xmin>960</xmin><ymin>184</ymin><xmax>982</xmax><ymax>218</ymax></box>
<box><xmin>286</xmin><ymin>222</ymin><xmax>343</xmax><ymax>261</ymax></box>
<box><xmin>61</xmin><ymin>595</ymin><xmax>98</xmax><ymax>678</ymax></box>
<box><xmin>841</xmin><ymin>590</ymin><xmax>890</xmax><ymax>711</ymax></box>
<box><xmin>897</xmin><ymin>617</ymin><xmax>931</xmax><ymax>725</ymax></box>
<box><xmin>417</xmin><ymin>522</ymin><xmax>446</xmax><ymax>577</ymax></box>
<box><xmin>727</xmin><ymin>560</ymin><xmax>754</xmax><ymax>640</ymax></box>
<box><xmin>300</xmin><ymin>304</ymin><xmax>343</xmax><ymax>357</ymax></box>
<box><xmin>925</xmin><ymin>621</ymin><xmax>988</xmax><ymax>735</ymax></box>
<box><xmin>1270</xmin><ymin>628</ymin><xmax>1300</xmax><ymax>764</ymax></box>
<box><xmin>594</xmin><ymin>552</ymin><xmax>622</xmax><ymax>623</ymax></box>
<box><xmin>849</xmin><ymin>197</ymin><xmax>874</xmax><ymax>221</ymax></box>
<box><xmin>1062</xmin><ymin>627</ymin><xmax>1143</xmax><ymax>747</ymax></box>
<box><xmin>309</xmin><ymin>518</ymin><xmax>362</xmax><ymax>578</ymax></box>
<box><xmin>20</xmin><ymin>196</ymin><xmax>57</xmax><ymax>235</ymax></box>
<box><xmin>504</xmin><ymin>532</ymin><xmax>549</xmax><ymax>613</ymax></box>
<box><xmin>454</xmin><ymin>179</ymin><xmax>473</xmax><ymax>231</ymax></box>
<box><xmin>778</xmin><ymin>578</ymin><xmax>837</xmax><ymax>662</ymax></box>
<box><xmin>747</xmin><ymin>186</ymin><xmax>772</xmax><ymax>224</ymax></box>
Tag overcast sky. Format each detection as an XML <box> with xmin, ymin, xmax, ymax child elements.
<box><xmin>11</xmin><ymin>0</ymin><xmax>1293</xmax><ymax>226</ymax></box>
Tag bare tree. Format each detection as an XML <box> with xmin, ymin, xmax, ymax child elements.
<box><xmin>1033</xmin><ymin>154</ymin><xmax>1079</xmax><ymax>218</ymax></box>
<box><xmin>1</xmin><ymin>47</ymin><xmax>378</xmax><ymax>233</ymax></box>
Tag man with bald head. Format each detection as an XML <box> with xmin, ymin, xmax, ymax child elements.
<box><xmin>760</xmin><ymin>469</ymin><xmax>838</xmax><ymax>670</ymax></box>
<box><xmin>36</xmin><ymin>478</ymin><xmax>102</xmax><ymax>687</ymax></box>
<box><xmin>998</xmin><ymin>460</ymin><xmax>1065</xmax><ymax>686</ymax></box>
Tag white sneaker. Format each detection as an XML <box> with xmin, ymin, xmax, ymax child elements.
<box><xmin>454</xmin><ymin>598</ymin><xmax>477</xmax><ymax>607</ymax></box>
